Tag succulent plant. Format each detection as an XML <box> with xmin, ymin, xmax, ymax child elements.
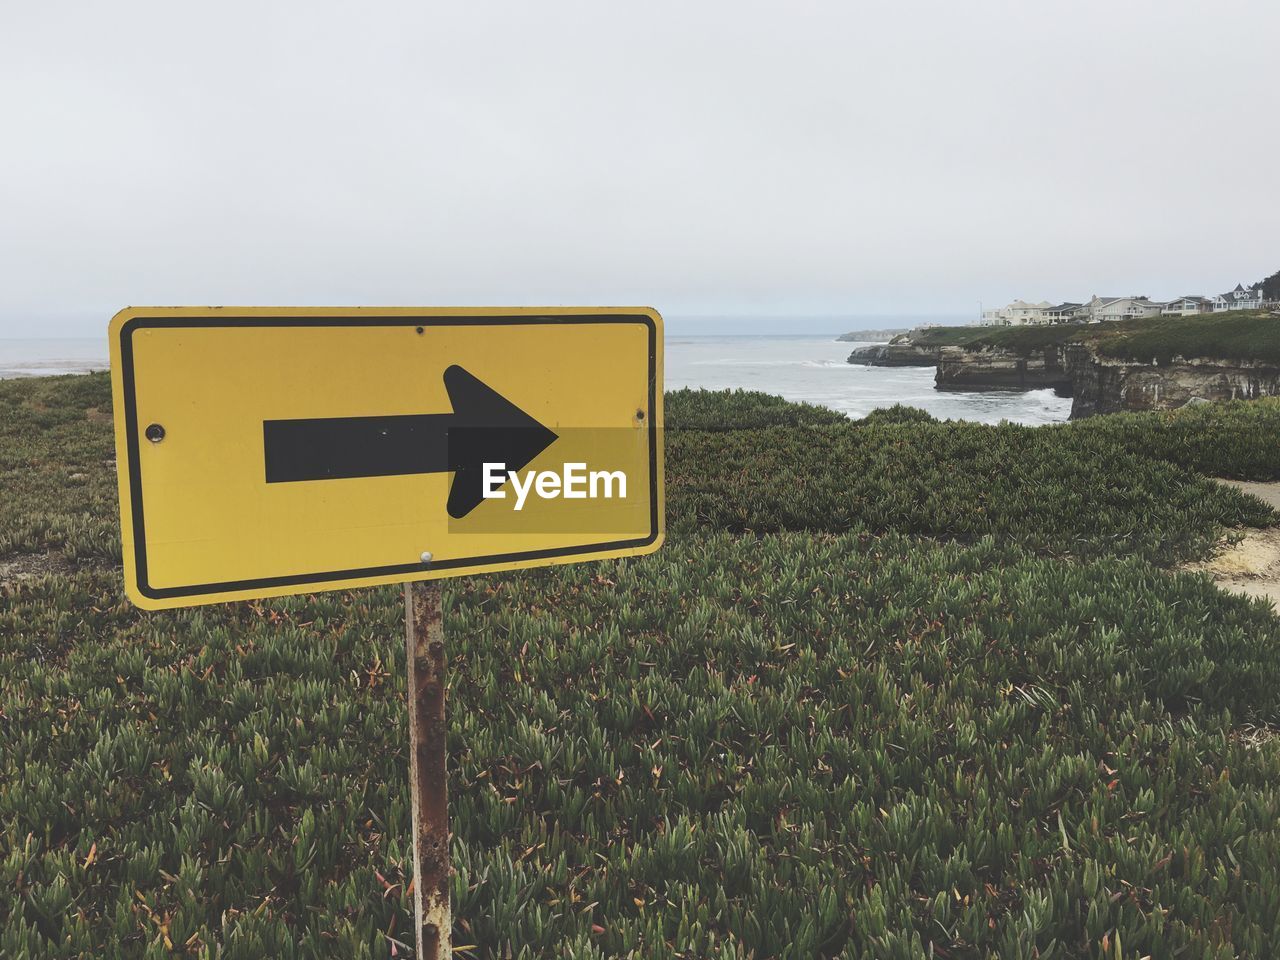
<box><xmin>3</xmin><ymin>374</ymin><xmax>1280</xmax><ymax>958</ymax></box>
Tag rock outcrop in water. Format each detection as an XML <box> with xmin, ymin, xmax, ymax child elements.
<box><xmin>935</xmin><ymin>345</ymin><xmax>1074</xmax><ymax>393</ymax></box>
<box><xmin>846</xmin><ymin>341</ymin><xmax>941</xmax><ymax>367</ymax></box>
<box><xmin>837</xmin><ymin>328</ymin><xmax>911</xmax><ymax>343</ymax></box>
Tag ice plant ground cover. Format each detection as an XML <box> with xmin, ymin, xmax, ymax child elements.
<box><xmin>3</xmin><ymin>374</ymin><xmax>1280</xmax><ymax>958</ymax></box>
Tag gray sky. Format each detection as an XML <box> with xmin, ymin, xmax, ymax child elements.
<box><xmin>2</xmin><ymin>0</ymin><xmax>1276</xmax><ymax>337</ymax></box>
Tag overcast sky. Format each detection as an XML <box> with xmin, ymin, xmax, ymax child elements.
<box><xmin>1</xmin><ymin>0</ymin><xmax>1276</xmax><ymax>337</ymax></box>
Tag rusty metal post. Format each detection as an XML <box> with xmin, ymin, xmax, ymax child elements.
<box><xmin>405</xmin><ymin>580</ymin><xmax>451</xmax><ymax>958</ymax></box>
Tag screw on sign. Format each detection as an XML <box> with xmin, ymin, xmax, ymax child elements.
<box><xmin>108</xmin><ymin>306</ymin><xmax>664</xmax><ymax>956</ymax></box>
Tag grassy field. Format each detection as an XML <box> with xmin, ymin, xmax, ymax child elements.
<box><xmin>907</xmin><ymin>310</ymin><xmax>1280</xmax><ymax>364</ymax></box>
<box><xmin>4</xmin><ymin>375</ymin><xmax>1280</xmax><ymax>958</ymax></box>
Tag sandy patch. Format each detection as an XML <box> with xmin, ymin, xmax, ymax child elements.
<box><xmin>1219</xmin><ymin>479</ymin><xmax>1280</xmax><ymax>512</ymax></box>
<box><xmin>1186</xmin><ymin>480</ymin><xmax>1280</xmax><ymax>610</ymax></box>
<box><xmin>0</xmin><ymin>552</ymin><xmax>75</xmax><ymax>587</ymax></box>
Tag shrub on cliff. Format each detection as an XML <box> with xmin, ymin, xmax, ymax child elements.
<box><xmin>667</xmin><ymin>418</ymin><xmax>1273</xmax><ymax>565</ymax></box>
<box><xmin>1069</xmin><ymin>397</ymin><xmax>1280</xmax><ymax>480</ymax></box>
<box><xmin>911</xmin><ymin>310</ymin><xmax>1280</xmax><ymax>365</ymax></box>
<box><xmin>6</xmin><ymin>531</ymin><xmax>1280</xmax><ymax>957</ymax></box>
<box><xmin>665</xmin><ymin>387</ymin><xmax>849</xmax><ymax>430</ymax></box>
<box><xmin>854</xmin><ymin>403</ymin><xmax>936</xmax><ymax>425</ymax></box>
<box><xmin>6</xmin><ymin>375</ymin><xmax>1280</xmax><ymax>958</ymax></box>
<box><xmin>1094</xmin><ymin>310</ymin><xmax>1280</xmax><ymax>365</ymax></box>
<box><xmin>910</xmin><ymin>324</ymin><xmax>1086</xmax><ymax>355</ymax></box>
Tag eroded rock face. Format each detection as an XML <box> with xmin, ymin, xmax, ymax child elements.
<box><xmin>935</xmin><ymin>345</ymin><xmax>1073</xmax><ymax>393</ymax></box>
<box><xmin>1070</xmin><ymin>355</ymin><xmax>1280</xmax><ymax>417</ymax></box>
<box><xmin>931</xmin><ymin>340</ymin><xmax>1280</xmax><ymax>417</ymax></box>
<box><xmin>846</xmin><ymin>343</ymin><xmax>940</xmax><ymax>366</ymax></box>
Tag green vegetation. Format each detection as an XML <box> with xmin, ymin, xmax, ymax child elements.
<box><xmin>909</xmin><ymin>310</ymin><xmax>1280</xmax><ymax>364</ymax></box>
<box><xmin>852</xmin><ymin>404</ymin><xmax>935</xmax><ymax>426</ymax></box>
<box><xmin>669</xmin><ymin>417</ymin><xmax>1273</xmax><ymax>566</ymax></box>
<box><xmin>1258</xmin><ymin>268</ymin><xmax>1280</xmax><ymax>304</ymax></box>
<box><xmin>668</xmin><ymin>390</ymin><xmax>1280</xmax><ymax>565</ymax></box>
<box><xmin>1094</xmin><ymin>312</ymin><xmax>1280</xmax><ymax>365</ymax></box>
<box><xmin>905</xmin><ymin>324</ymin><xmax>1084</xmax><ymax>354</ymax></box>
<box><xmin>4</xmin><ymin>374</ymin><xmax>1280</xmax><ymax>958</ymax></box>
<box><xmin>0</xmin><ymin>374</ymin><xmax>120</xmax><ymax>562</ymax></box>
<box><xmin>665</xmin><ymin>388</ymin><xmax>848</xmax><ymax>430</ymax></box>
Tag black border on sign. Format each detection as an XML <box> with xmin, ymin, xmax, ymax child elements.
<box><xmin>119</xmin><ymin>314</ymin><xmax>661</xmax><ymax>600</ymax></box>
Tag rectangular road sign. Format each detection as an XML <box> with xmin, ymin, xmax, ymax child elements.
<box><xmin>109</xmin><ymin>307</ymin><xmax>664</xmax><ymax>609</ymax></box>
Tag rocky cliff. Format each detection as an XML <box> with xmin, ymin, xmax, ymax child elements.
<box><xmin>837</xmin><ymin>328</ymin><xmax>911</xmax><ymax>343</ymax></box>
<box><xmin>934</xmin><ymin>342</ymin><xmax>1280</xmax><ymax>418</ymax></box>
<box><xmin>846</xmin><ymin>342</ymin><xmax>941</xmax><ymax>366</ymax></box>
<box><xmin>1070</xmin><ymin>352</ymin><xmax>1280</xmax><ymax>417</ymax></box>
<box><xmin>935</xmin><ymin>345</ymin><xmax>1073</xmax><ymax>394</ymax></box>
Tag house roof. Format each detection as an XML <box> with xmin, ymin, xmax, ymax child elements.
<box><xmin>1091</xmin><ymin>296</ymin><xmax>1150</xmax><ymax>306</ymax></box>
<box><xmin>1218</xmin><ymin>285</ymin><xmax>1259</xmax><ymax>301</ymax></box>
<box><xmin>1094</xmin><ymin>296</ymin><xmax>1152</xmax><ymax>308</ymax></box>
<box><xmin>1050</xmin><ymin>302</ymin><xmax>1082</xmax><ymax>311</ymax></box>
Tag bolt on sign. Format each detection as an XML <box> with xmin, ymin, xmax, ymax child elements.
<box><xmin>108</xmin><ymin>306</ymin><xmax>665</xmax><ymax>610</ymax></box>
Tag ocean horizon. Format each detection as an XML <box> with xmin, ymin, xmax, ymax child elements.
<box><xmin>0</xmin><ymin>330</ymin><xmax>1070</xmax><ymax>425</ymax></box>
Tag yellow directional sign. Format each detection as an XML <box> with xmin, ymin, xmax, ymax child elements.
<box><xmin>109</xmin><ymin>307</ymin><xmax>664</xmax><ymax>609</ymax></box>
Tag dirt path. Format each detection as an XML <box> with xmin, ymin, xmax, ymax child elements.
<box><xmin>1185</xmin><ymin>480</ymin><xmax>1280</xmax><ymax>610</ymax></box>
<box><xmin>0</xmin><ymin>551</ymin><xmax>76</xmax><ymax>587</ymax></box>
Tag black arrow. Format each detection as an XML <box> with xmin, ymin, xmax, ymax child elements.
<box><xmin>263</xmin><ymin>364</ymin><xmax>558</xmax><ymax>519</ymax></box>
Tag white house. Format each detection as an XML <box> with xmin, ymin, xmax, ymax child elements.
<box><xmin>982</xmin><ymin>300</ymin><xmax>1054</xmax><ymax>326</ymax></box>
<box><xmin>1083</xmin><ymin>296</ymin><xmax>1164</xmax><ymax>323</ymax></box>
<box><xmin>1211</xmin><ymin>283</ymin><xmax>1265</xmax><ymax>311</ymax></box>
<box><xmin>1162</xmin><ymin>296</ymin><xmax>1214</xmax><ymax>317</ymax></box>
<box><xmin>1045</xmin><ymin>302</ymin><xmax>1084</xmax><ymax>323</ymax></box>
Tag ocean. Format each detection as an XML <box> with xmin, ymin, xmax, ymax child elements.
<box><xmin>0</xmin><ymin>338</ymin><xmax>109</xmax><ymax>379</ymax></box>
<box><xmin>0</xmin><ymin>334</ymin><xmax>1072</xmax><ymax>425</ymax></box>
<box><xmin>666</xmin><ymin>335</ymin><xmax>1071</xmax><ymax>425</ymax></box>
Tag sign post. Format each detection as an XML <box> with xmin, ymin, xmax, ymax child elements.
<box><xmin>108</xmin><ymin>306</ymin><xmax>664</xmax><ymax>956</ymax></box>
<box><xmin>405</xmin><ymin>581</ymin><xmax>450</xmax><ymax>958</ymax></box>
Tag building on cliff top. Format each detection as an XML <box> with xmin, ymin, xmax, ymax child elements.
<box><xmin>1212</xmin><ymin>284</ymin><xmax>1265</xmax><ymax>311</ymax></box>
<box><xmin>1046</xmin><ymin>302</ymin><xmax>1084</xmax><ymax>323</ymax></box>
<box><xmin>1163</xmin><ymin>296</ymin><xmax>1214</xmax><ymax>317</ymax></box>
<box><xmin>983</xmin><ymin>282</ymin><xmax>1274</xmax><ymax>327</ymax></box>
<box><xmin>981</xmin><ymin>300</ymin><xmax>1055</xmax><ymax>326</ymax></box>
<box><xmin>1083</xmin><ymin>296</ymin><xmax>1165</xmax><ymax>323</ymax></box>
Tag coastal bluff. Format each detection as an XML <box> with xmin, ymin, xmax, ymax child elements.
<box><xmin>845</xmin><ymin>341</ymin><xmax>941</xmax><ymax>366</ymax></box>
<box><xmin>936</xmin><ymin>342</ymin><xmax>1280</xmax><ymax>417</ymax></box>
<box><xmin>1068</xmin><ymin>349</ymin><xmax>1280</xmax><ymax>417</ymax></box>
<box><xmin>850</xmin><ymin>311</ymin><xmax>1280</xmax><ymax>418</ymax></box>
